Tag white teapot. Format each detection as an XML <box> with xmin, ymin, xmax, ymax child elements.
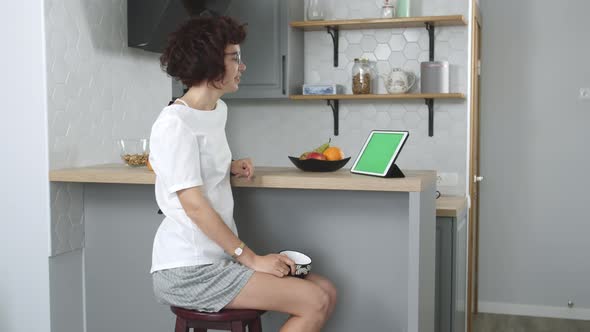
<box><xmin>381</xmin><ymin>68</ymin><xmax>416</xmax><ymax>94</ymax></box>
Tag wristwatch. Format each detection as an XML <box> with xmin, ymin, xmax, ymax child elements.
<box><xmin>232</xmin><ymin>242</ymin><xmax>245</xmax><ymax>258</ymax></box>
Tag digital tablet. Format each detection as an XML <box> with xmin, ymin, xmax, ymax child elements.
<box><xmin>350</xmin><ymin>130</ymin><xmax>409</xmax><ymax>177</ymax></box>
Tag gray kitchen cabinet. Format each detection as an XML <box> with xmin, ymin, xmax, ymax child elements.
<box><xmin>172</xmin><ymin>0</ymin><xmax>303</xmax><ymax>99</ymax></box>
<box><xmin>436</xmin><ymin>210</ymin><xmax>468</xmax><ymax>332</ymax></box>
<box><xmin>436</xmin><ymin>216</ymin><xmax>454</xmax><ymax>332</ymax></box>
<box><xmin>454</xmin><ymin>213</ymin><xmax>467</xmax><ymax>332</ymax></box>
<box><xmin>225</xmin><ymin>0</ymin><xmax>303</xmax><ymax>99</ymax></box>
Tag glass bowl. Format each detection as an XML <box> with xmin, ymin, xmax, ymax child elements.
<box><xmin>118</xmin><ymin>139</ymin><xmax>149</xmax><ymax>167</ymax></box>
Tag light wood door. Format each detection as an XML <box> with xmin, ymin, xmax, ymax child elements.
<box><xmin>467</xmin><ymin>3</ymin><xmax>482</xmax><ymax>332</ymax></box>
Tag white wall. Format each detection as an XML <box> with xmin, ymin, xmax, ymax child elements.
<box><xmin>479</xmin><ymin>0</ymin><xmax>590</xmax><ymax>320</ymax></box>
<box><xmin>45</xmin><ymin>0</ymin><xmax>171</xmax><ymax>255</ymax></box>
<box><xmin>40</xmin><ymin>0</ymin><xmax>171</xmax><ymax>330</ymax></box>
<box><xmin>0</xmin><ymin>1</ymin><xmax>51</xmax><ymax>332</ymax></box>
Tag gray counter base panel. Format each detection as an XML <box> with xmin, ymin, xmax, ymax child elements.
<box><xmin>81</xmin><ymin>184</ymin><xmax>422</xmax><ymax>332</ymax></box>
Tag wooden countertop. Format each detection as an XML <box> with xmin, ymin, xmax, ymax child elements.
<box><xmin>231</xmin><ymin>167</ymin><xmax>435</xmax><ymax>192</ymax></box>
<box><xmin>49</xmin><ymin>164</ymin><xmax>435</xmax><ymax>192</ymax></box>
<box><xmin>435</xmin><ymin>196</ymin><xmax>468</xmax><ymax>218</ymax></box>
<box><xmin>49</xmin><ymin>164</ymin><xmax>466</xmax><ymax>216</ymax></box>
<box><xmin>50</xmin><ymin>163</ymin><xmax>156</xmax><ymax>185</ymax></box>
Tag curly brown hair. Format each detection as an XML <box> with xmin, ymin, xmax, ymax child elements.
<box><xmin>160</xmin><ymin>16</ymin><xmax>247</xmax><ymax>88</ymax></box>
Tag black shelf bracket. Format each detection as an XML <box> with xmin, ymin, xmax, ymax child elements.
<box><xmin>426</xmin><ymin>98</ymin><xmax>434</xmax><ymax>137</ymax></box>
<box><xmin>425</xmin><ymin>22</ymin><xmax>435</xmax><ymax>136</ymax></box>
<box><xmin>425</xmin><ymin>22</ymin><xmax>435</xmax><ymax>61</ymax></box>
<box><xmin>326</xmin><ymin>26</ymin><xmax>339</xmax><ymax>67</ymax></box>
<box><xmin>327</xmin><ymin>99</ymin><xmax>340</xmax><ymax>136</ymax></box>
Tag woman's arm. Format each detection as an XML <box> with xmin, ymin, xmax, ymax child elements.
<box><xmin>177</xmin><ymin>186</ymin><xmax>295</xmax><ymax>277</ymax></box>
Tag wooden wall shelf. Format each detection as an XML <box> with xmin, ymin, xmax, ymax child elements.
<box><xmin>290</xmin><ymin>93</ymin><xmax>465</xmax><ymax>100</ymax></box>
<box><xmin>289</xmin><ymin>15</ymin><xmax>467</xmax><ymax>137</ymax></box>
<box><xmin>290</xmin><ymin>15</ymin><xmax>467</xmax><ymax>31</ymax></box>
<box><xmin>290</xmin><ymin>93</ymin><xmax>465</xmax><ymax>136</ymax></box>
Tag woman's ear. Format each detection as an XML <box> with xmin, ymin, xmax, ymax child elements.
<box><xmin>208</xmin><ymin>78</ymin><xmax>224</xmax><ymax>90</ymax></box>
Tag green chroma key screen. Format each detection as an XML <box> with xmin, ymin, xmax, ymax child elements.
<box><xmin>351</xmin><ymin>131</ymin><xmax>409</xmax><ymax>176</ymax></box>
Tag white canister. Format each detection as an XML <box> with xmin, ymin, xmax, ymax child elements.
<box><xmin>420</xmin><ymin>61</ymin><xmax>449</xmax><ymax>93</ymax></box>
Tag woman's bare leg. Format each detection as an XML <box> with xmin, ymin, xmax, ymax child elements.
<box><xmin>305</xmin><ymin>273</ymin><xmax>338</xmax><ymax>316</ymax></box>
<box><xmin>225</xmin><ymin>272</ymin><xmax>334</xmax><ymax>332</ymax></box>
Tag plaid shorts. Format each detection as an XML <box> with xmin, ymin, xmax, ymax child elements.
<box><xmin>152</xmin><ymin>260</ymin><xmax>254</xmax><ymax>313</ymax></box>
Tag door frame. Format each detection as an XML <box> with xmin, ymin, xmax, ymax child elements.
<box><xmin>467</xmin><ymin>2</ymin><xmax>482</xmax><ymax>332</ymax></box>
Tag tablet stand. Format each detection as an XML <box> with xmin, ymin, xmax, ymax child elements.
<box><xmin>385</xmin><ymin>163</ymin><xmax>405</xmax><ymax>178</ymax></box>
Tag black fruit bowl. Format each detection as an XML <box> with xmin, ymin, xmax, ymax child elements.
<box><xmin>288</xmin><ymin>156</ymin><xmax>351</xmax><ymax>172</ymax></box>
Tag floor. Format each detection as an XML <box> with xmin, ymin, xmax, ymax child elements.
<box><xmin>473</xmin><ymin>313</ymin><xmax>590</xmax><ymax>332</ymax></box>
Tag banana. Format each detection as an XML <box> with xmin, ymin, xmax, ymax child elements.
<box><xmin>312</xmin><ymin>138</ymin><xmax>331</xmax><ymax>153</ymax></box>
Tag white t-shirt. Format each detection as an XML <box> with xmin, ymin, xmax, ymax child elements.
<box><xmin>149</xmin><ymin>100</ymin><xmax>237</xmax><ymax>273</ymax></box>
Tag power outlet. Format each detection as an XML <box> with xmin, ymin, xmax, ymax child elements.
<box><xmin>580</xmin><ymin>88</ymin><xmax>590</xmax><ymax>100</ymax></box>
<box><xmin>437</xmin><ymin>172</ymin><xmax>458</xmax><ymax>187</ymax></box>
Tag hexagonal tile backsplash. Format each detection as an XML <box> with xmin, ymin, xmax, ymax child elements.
<box><xmin>47</xmin><ymin>0</ymin><xmax>470</xmax><ymax>256</ymax></box>
<box><xmin>226</xmin><ymin>0</ymin><xmax>470</xmax><ymax>196</ymax></box>
<box><xmin>46</xmin><ymin>0</ymin><xmax>170</xmax><ymax>255</ymax></box>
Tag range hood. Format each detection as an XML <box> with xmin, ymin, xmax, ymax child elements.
<box><xmin>128</xmin><ymin>0</ymin><xmax>232</xmax><ymax>53</ymax></box>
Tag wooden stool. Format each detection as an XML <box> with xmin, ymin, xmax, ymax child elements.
<box><xmin>171</xmin><ymin>306</ymin><xmax>265</xmax><ymax>332</ymax></box>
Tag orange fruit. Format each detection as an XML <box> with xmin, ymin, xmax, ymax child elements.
<box><xmin>323</xmin><ymin>146</ymin><xmax>344</xmax><ymax>161</ymax></box>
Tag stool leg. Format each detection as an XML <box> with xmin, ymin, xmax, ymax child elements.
<box><xmin>249</xmin><ymin>317</ymin><xmax>262</xmax><ymax>332</ymax></box>
<box><xmin>175</xmin><ymin>317</ymin><xmax>189</xmax><ymax>332</ymax></box>
<box><xmin>230</xmin><ymin>321</ymin><xmax>245</xmax><ymax>332</ymax></box>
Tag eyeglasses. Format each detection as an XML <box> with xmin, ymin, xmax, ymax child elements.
<box><xmin>224</xmin><ymin>51</ymin><xmax>242</xmax><ymax>65</ymax></box>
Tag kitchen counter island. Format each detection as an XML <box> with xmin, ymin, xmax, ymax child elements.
<box><xmin>51</xmin><ymin>164</ymin><xmax>444</xmax><ymax>332</ymax></box>
<box><xmin>50</xmin><ymin>163</ymin><xmax>466</xmax><ymax>216</ymax></box>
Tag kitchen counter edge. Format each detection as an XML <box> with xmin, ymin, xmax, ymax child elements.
<box><xmin>49</xmin><ymin>164</ymin><xmax>466</xmax><ymax>217</ymax></box>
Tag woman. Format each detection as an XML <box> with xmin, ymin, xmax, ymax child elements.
<box><xmin>149</xmin><ymin>16</ymin><xmax>337</xmax><ymax>332</ymax></box>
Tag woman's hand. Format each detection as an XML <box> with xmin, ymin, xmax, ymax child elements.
<box><xmin>231</xmin><ymin>158</ymin><xmax>254</xmax><ymax>180</ymax></box>
<box><xmin>251</xmin><ymin>254</ymin><xmax>296</xmax><ymax>278</ymax></box>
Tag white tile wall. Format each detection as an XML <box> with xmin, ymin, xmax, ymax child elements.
<box><xmin>226</xmin><ymin>0</ymin><xmax>469</xmax><ymax>195</ymax></box>
<box><xmin>46</xmin><ymin>0</ymin><xmax>171</xmax><ymax>255</ymax></box>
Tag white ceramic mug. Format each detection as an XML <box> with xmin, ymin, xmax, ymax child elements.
<box><xmin>279</xmin><ymin>250</ymin><xmax>312</xmax><ymax>278</ymax></box>
<box><xmin>381</xmin><ymin>68</ymin><xmax>416</xmax><ymax>94</ymax></box>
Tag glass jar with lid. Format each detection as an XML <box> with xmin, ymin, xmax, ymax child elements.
<box><xmin>381</xmin><ymin>0</ymin><xmax>395</xmax><ymax>18</ymax></box>
<box><xmin>352</xmin><ymin>58</ymin><xmax>373</xmax><ymax>94</ymax></box>
<box><xmin>307</xmin><ymin>0</ymin><xmax>325</xmax><ymax>21</ymax></box>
